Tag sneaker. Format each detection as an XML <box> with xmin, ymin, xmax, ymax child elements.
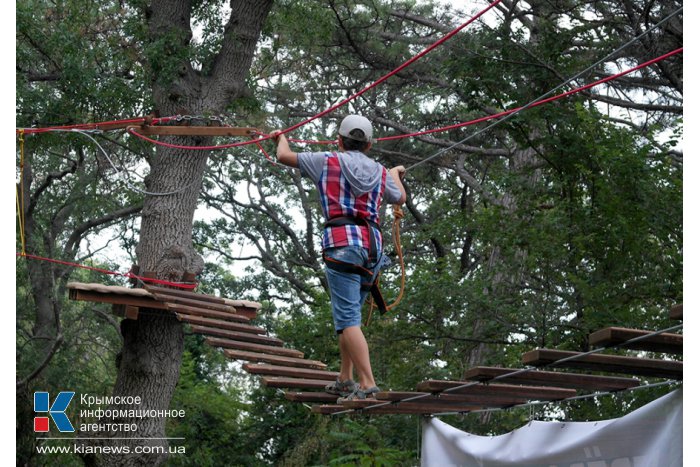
<box><xmin>325</xmin><ymin>378</ymin><xmax>358</xmax><ymax>397</ymax></box>
<box><xmin>336</xmin><ymin>386</ymin><xmax>380</xmax><ymax>404</ymax></box>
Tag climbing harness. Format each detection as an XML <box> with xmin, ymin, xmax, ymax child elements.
<box><xmin>322</xmin><ymin>216</ymin><xmax>389</xmax><ymax>315</ymax></box>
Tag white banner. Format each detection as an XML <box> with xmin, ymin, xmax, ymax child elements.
<box><xmin>422</xmin><ymin>388</ymin><xmax>682</xmax><ymax>467</ymax></box>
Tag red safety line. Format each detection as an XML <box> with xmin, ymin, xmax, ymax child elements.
<box><xmin>374</xmin><ymin>47</ymin><xmax>684</xmax><ymax>142</ymax></box>
<box><xmin>124</xmin><ymin>0</ymin><xmax>502</xmax><ymax>152</ymax></box>
<box><xmin>17</xmin><ymin>253</ymin><xmax>198</xmax><ymax>290</ymax></box>
<box><xmin>128</xmin><ymin>47</ymin><xmax>681</xmax><ymax>152</ymax></box>
<box><xmin>267</xmin><ymin>47</ymin><xmax>684</xmax><ymax>145</ymax></box>
<box><xmin>278</xmin><ymin>0</ymin><xmax>503</xmax><ymax>137</ymax></box>
<box><xmin>17</xmin><ymin>116</ymin><xmax>176</xmax><ymax>135</ymax></box>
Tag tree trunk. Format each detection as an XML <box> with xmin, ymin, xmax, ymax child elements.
<box><xmin>93</xmin><ymin>1</ymin><xmax>273</xmax><ymax>465</ymax></box>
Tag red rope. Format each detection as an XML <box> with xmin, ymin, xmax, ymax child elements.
<box><xmin>269</xmin><ymin>47</ymin><xmax>685</xmax><ymax>145</ymax></box>
<box><xmin>278</xmin><ymin>0</ymin><xmax>503</xmax><ymax>137</ymax></box>
<box><xmin>124</xmin><ymin>1</ymin><xmax>502</xmax><ymax>151</ymax></box>
<box><xmin>17</xmin><ymin>253</ymin><xmax>198</xmax><ymax>290</ymax></box>
<box><xmin>126</xmin><ymin>47</ymin><xmax>681</xmax><ymax>152</ymax></box>
<box><xmin>254</xmin><ymin>140</ymin><xmax>276</xmax><ymax>165</ymax></box>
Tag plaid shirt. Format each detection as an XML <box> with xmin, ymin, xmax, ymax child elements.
<box><xmin>318</xmin><ymin>152</ymin><xmax>387</xmax><ymax>252</ymax></box>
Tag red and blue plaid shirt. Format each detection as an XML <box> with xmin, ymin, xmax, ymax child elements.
<box><xmin>317</xmin><ymin>152</ymin><xmax>387</xmax><ymax>252</ymax></box>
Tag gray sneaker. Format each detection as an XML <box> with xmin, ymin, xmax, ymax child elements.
<box><xmin>336</xmin><ymin>386</ymin><xmax>380</xmax><ymax>404</ymax></box>
<box><xmin>325</xmin><ymin>378</ymin><xmax>359</xmax><ymax>397</ymax></box>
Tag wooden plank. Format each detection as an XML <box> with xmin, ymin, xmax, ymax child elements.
<box><xmin>176</xmin><ymin>314</ymin><xmax>267</xmax><ymax>335</ymax></box>
<box><xmin>204</xmin><ymin>337</ymin><xmax>303</xmax><ymax>358</ymax></box>
<box><xmin>462</xmin><ymin>366</ymin><xmax>640</xmax><ymax>391</ymax></box>
<box><xmin>189</xmin><ymin>325</ymin><xmax>283</xmax><ymax>346</ymax></box>
<box><xmin>285</xmin><ymin>392</ymin><xmax>338</xmax><ymax>403</ymax></box>
<box><xmin>261</xmin><ymin>377</ymin><xmax>332</xmax><ymax>390</ymax></box>
<box><xmin>244</xmin><ymin>364</ymin><xmax>338</xmax><ymax>381</ymax></box>
<box><xmin>152</xmin><ymin>293</ymin><xmax>237</xmax><ymax>314</ymax></box>
<box><xmin>144</xmin><ymin>285</ymin><xmax>221</xmax><ymax>302</ymax></box>
<box><xmin>589</xmin><ymin>327</ymin><xmax>682</xmax><ymax>354</ymax></box>
<box><xmin>128</xmin><ymin>125</ymin><xmax>259</xmax><ymax>137</ymax></box>
<box><xmin>670</xmin><ymin>304</ymin><xmax>683</xmax><ymax>320</ymax></box>
<box><xmin>522</xmin><ymin>349</ymin><xmax>683</xmax><ymax>380</ymax></box>
<box><xmin>415</xmin><ymin>381</ymin><xmax>576</xmax><ymax>400</ymax></box>
<box><xmin>223</xmin><ymin>349</ymin><xmax>327</xmax><ymax>369</ymax></box>
<box><xmin>375</xmin><ymin>391</ymin><xmax>527</xmax><ymax>407</ymax></box>
<box><xmin>166</xmin><ymin>302</ymin><xmax>250</xmax><ymax>323</ymax></box>
<box><xmin>145</xmin><ymin>285</ymin><xmax>227</xmax><ymax>304</ymax></box>
<box><xmin>70</xmin><ymin>289</ymin><xmax>166</xmax><ymax>309</ymax></box>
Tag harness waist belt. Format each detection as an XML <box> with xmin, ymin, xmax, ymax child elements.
<box><xmin>324</xmin><ymin>216</ymin><xmax>380</xmax><ymax>262</ymax></box>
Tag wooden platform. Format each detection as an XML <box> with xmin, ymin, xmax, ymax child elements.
<box><xmin>68</xmin><ymin>282</ymin><xmax>683</xmax><ymax>416</ymax></box>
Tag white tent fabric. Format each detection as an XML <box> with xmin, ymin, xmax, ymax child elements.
<box><xmin>422</xmin><ymin>388</ymin><xmax>682</xmax><ymax>467</ymax></box>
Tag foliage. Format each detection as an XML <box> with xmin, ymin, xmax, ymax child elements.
<box><xmin>17</xmin><ymin>0</ymin><xmax>682</xmax><ymax>465</ymax></box>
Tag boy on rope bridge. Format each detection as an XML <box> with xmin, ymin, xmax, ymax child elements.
<box><xmin>270</xmin><ymin>115</ymin><xmax>406</xmax><ymax>402</ymax></box>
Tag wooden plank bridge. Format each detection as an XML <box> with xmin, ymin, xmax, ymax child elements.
<box><xmin>68</xmin><ymin>282</ymin><xmax>682</xmax><ymax>416</ymax></box>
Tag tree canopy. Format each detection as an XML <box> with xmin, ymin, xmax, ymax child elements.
<box><xmin>16</xmin><ymin>0</ymin><xmax>682</xmax><ymax>465</ymax></box>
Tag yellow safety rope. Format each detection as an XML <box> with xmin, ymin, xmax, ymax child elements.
<box><xmin>16</xmin><ymin>131</ymin><xmax>26</xmax><ymax>256</ymax></box>
<box><xmin>365</xmin><ymin>204</ymin><xmax>406</xmax><ymax>326</ymax></box>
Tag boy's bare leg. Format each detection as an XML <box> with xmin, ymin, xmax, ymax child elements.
<box><xmin>338</xmin><ymin>332</ymin><xmax>354</xmax><ymax>382</ymax></box>
<box><xmin>339</xmin><ymin>326</ymin><xmax>376</xmax><ymax>389</ymax></box>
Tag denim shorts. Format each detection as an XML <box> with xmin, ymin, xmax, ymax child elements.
<box><xmin>324</xmin><ymin>246</ymin><xmax>388</xmax><ymax>332</ymax></box>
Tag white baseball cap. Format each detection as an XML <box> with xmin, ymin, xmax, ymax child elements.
<box><xmin>338</xmin><ymin>115</ymin><xmax>375</xmax><ymax>143</ymax></box>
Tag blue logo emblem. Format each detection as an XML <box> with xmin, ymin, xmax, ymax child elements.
<box><xmin>34</xmin><ymin>392</ymin><xmax>75</xmax><ymax>432</ymax></box>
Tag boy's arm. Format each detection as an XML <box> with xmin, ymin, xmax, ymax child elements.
<box><xmin>389</xmin><ymin>166</ymin><xmax>407</xmax><ymax>205</ymax></box>
<box><xmin>270</xmin><ymin>130</ymin><xmax>298</xmax><ymax>167</ymax></box>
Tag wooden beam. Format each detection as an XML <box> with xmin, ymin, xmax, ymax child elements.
<box><xmin>204</xmin><ymin>337</ymin><xmax>303</xmax><ymax>358</ymax></box>
<box><xmin>261</xmin><ymin>377</ymin><xmax>333</xmax><ymax>390</ymax></box>
<box><xmin>166</xmin><ymin>303</ymin><xmax>250</xmax><ymax>323</ymax></box>
<box><xmin>670</xmin><ymin>304</ymin><xmax>683</xmax><ymax>320</ymax></box>
<box><xmin>69</xmin><ymin>289</ymin><xmax>166</xmax><ymax>309</ymax></box>
<box><xmin>588</xmin><ymin>327</ymin><xmax>682</xmax><ymax>354</ymax></box>
<box><xmin>128</xmin><ymin>125</ymin><xmax>260</xmax><ymax>137</ymax></box>
<box><xmin>189</xmin><ymin>325</ymin><xmax>284</xmax><ymax>346</ymax></box>
<box><xmin>415</xmin><ymin>381</ymin><xmax>576</xmax><ymax>400</ymax></box>
<box><xmin>285</xmin><ymin>392</ymin><xmax>338</xmax><ymax>403</ymax></box>
<box><xmin>223</xmin><ymin>349</ymin><xmax>327</xmax><ymax>369</ymax></box>
<box><xmin>176</xmin><ymin>314</ymin><xmax>267</xmax><ymax>335</ymax></box>
<box><xmin>462</xmin><ymin>366</ymin><xmax>640</xmax><ymax>391</ymax></box>
<box><xmin>522</xmin><ymin>349</ymin><xmax>683</xmax><ymax>380</ymax></box>
<box><xmin>145</xmin><ymin>285</ymin><xmax>228</xmax><ymax>305</ymax></box>
<box><xmin>243</xmin><ymin>364</ymin><xmax>338</xmax><ymax>381</ymax></box>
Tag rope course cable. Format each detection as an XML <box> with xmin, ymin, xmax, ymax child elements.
<box><xmin>330</xmin><ymin>323</ymin><xmax>683</xmax><ymax>416</ymax></box>
<box><xmin>121</xmin><ymin>45</ymin><xmax>681</xmax><ymax>154</ymax></box>
<box><xmin>68</xmin><ymin>129</ymin><xmax>202</xmax><ymax>197</ymax></box>
<box><xmin>15</xmin><ymin>3</ymin><xmax>682</xmax><ymax>301</ymax></box>
<box><xmin>122</xmin><ymin>0</ymin><xmax>503</xmax><ymax>152</ymax></box>
<box><xmin>404</xmin><ymin>5</ymin><xmax>684</xmax><ymax>171</ymax></box>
